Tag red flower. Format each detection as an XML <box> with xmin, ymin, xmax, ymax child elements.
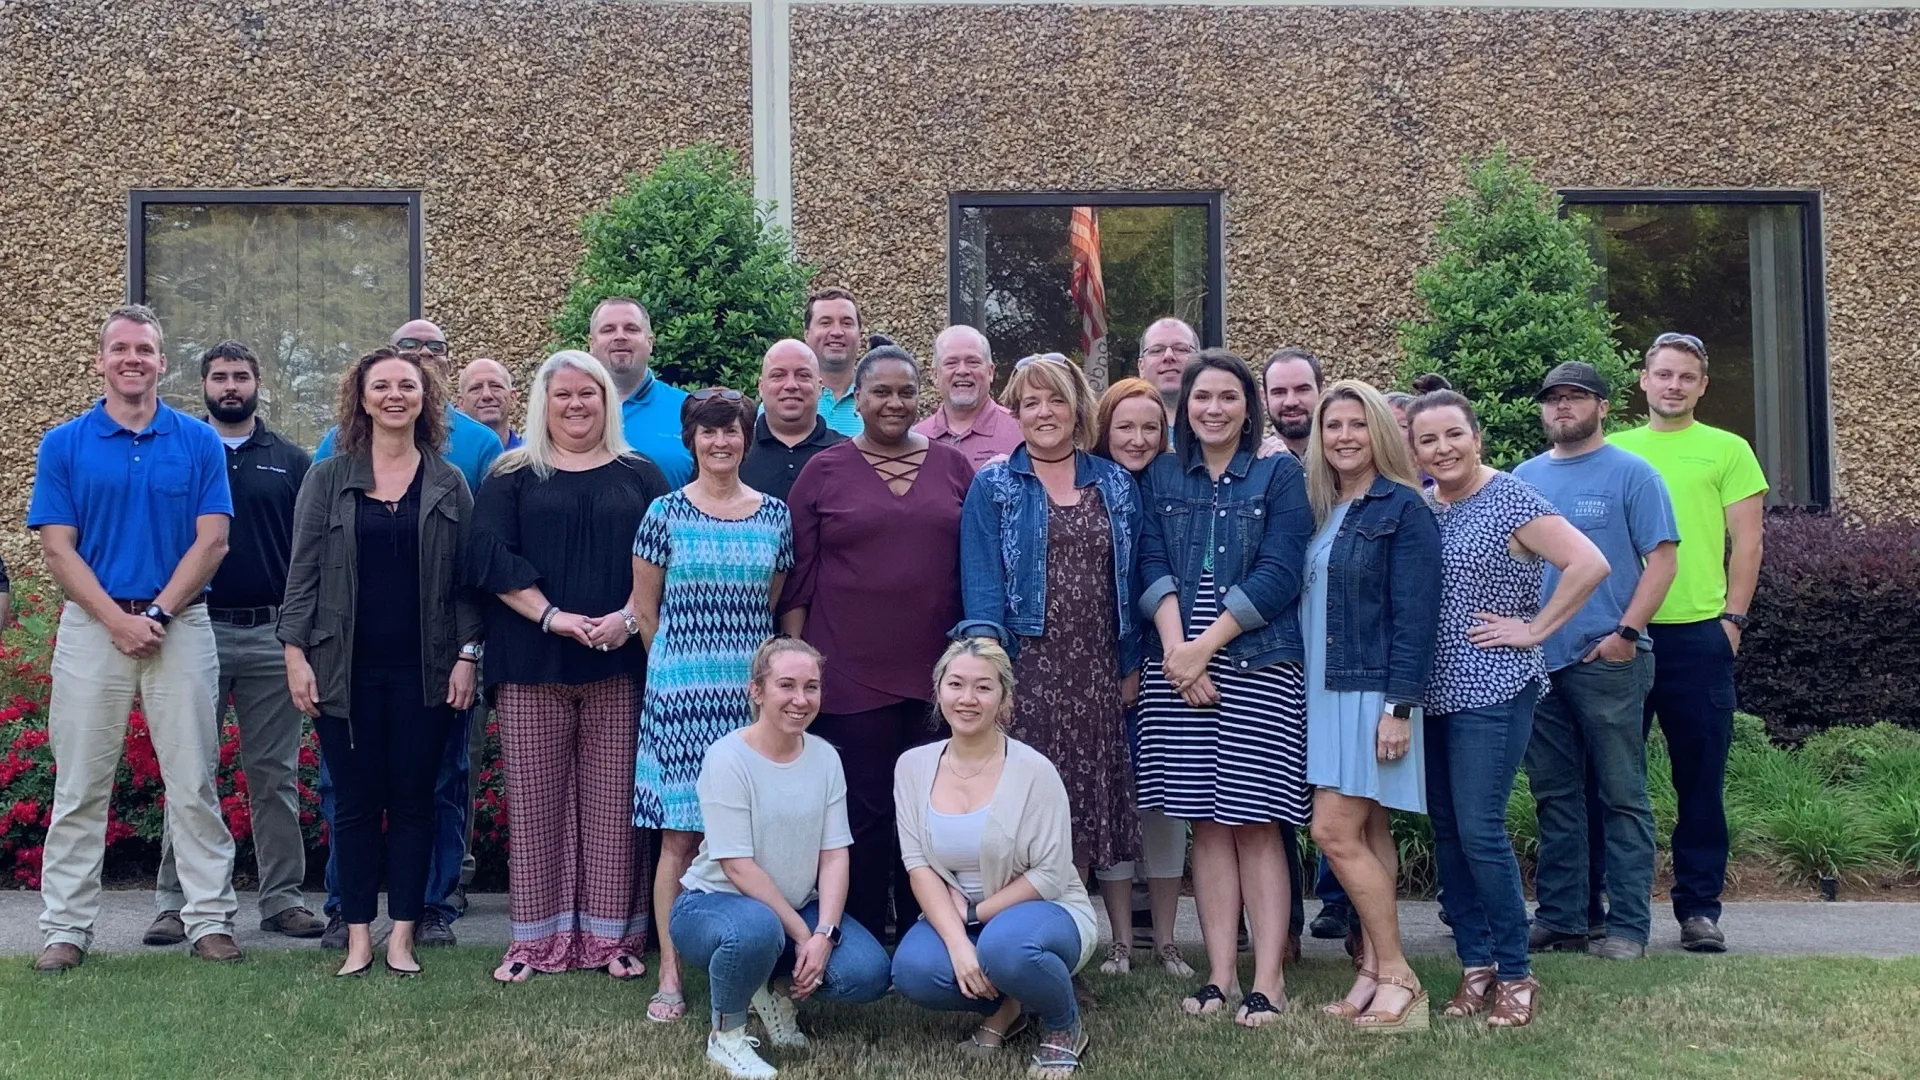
<box><xmin>11</xmin><ymin>727</ymin><xmax>47</xmax><ymax>752</ymax></box>
<box><xmin>12</xmin><ymin>845</ymin><xmax>42</xmax><ymax>888</ymax></box>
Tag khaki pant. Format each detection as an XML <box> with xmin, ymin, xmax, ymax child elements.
<box><xmin>156</xmin><ymin>619</ymin><xmax>309</xmax><ymax>922</ymax></box>
<box><xmin>40</xmin><ymin>602</ymin><xmax>236</xmax><ymax>949</ymax></box>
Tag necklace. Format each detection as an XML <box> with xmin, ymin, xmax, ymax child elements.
<box><xmin>943</xmin><ymin>735</ymin><xmax>1006</xmax><ymax>780</ymax></box>
<box><xmin>1027</xmin><ymin>448</ymin><xmax>1075</xmax><ymax>464</ymax></box>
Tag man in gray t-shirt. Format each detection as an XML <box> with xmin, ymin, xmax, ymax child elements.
<box><xmin>1513</xmin><ymin>362</ymin><xmax>1680</xmax><ymax>960</ymax></box>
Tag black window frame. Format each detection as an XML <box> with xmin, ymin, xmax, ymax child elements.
<box><xmin>946</xmin><ymin>190</ymin><xmax>1228</xmax><ymax>357</ymax></box>
<box><xmin>126</xmin><ymin>188</ymin><xmax>425</xmax><ymax>316</ymax></box>
<box><xmin>1559</xmin><ymin>187</ymin><xmax>1830</xmax><ymax>509</ymax></box>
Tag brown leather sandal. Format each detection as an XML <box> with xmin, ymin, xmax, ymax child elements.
<box><xmin>1486</xmin><ymin>975</ymin><xmax>1539</xmax><ymax>1028</ymax></box>
<box><xmin>1442</xmin><ymin>966</ymin><xmax>1498</xmax><ymax>1018</ymax></box>
<box><xmin>1354</xmin><ymin>973</ymin><xmax>1429</xmax><ymax>1034</ymax></box>
<box><xmin>1322</xmin><ymin>968</ymin><xmax>1377</xmax><ymax>1019</ymax></box>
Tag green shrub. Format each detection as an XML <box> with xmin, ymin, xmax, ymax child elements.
<box><xmin>1762</xmin><ymin>793</ymin><xmax>1892</xmax><ymax>882</ymax></box>
<box><xmin>1389</xmin><ymin>810</ymin><xmax>1436</xmax><ymax>897</ymax></box>
<box><xmin>1733</xmin><ymin>711</ymin><xmax>1771</xmax><ymax>754</ymax></box>
<box><xmin>1857</xmin><ymin>746</ymin><xmax>1920</xmax><ymax>804</ymax></box>
<box><xmin>1875</xmin><ymin>795</ymin><xmax>1920</xmax><ymax>875</ymax></box>
<box><xmin>1799</xmin><ymin>723</ymin><xmax>1920</xmax><ymax>784</ymax></box>
<box><xmin>1506</xmin><ymin>770</ymin><xmax>1539</xmax><ymax>864</ymax></box>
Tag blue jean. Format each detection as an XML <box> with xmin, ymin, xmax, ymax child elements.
<box><xmin>1428</xmin><ymin>682</ymin><xmax>1538</xmax><ymax>980</ymax></box>
<box><xmin>1527</xmin><ymin>655</ymin><xmax>1657</xmax><ymax>944</ymax></box>
<box><xmin>320</xmin><ymin>704</ymin><xmax>473</xmax><ymax>920</ymax></box>
<box><xmin>670</xmin><ymin>891</ymin><xmax>891</xmax><ymax>1031</ymax></box>
<box><xmin>892</xmin><ymin>901</ymin><xmax>1083</xmax><ymax>1033</ymax></box>
<box><xmin>1643</xmin><ymin>619</ymin><xmax>1736</xmax><ymax>923</ymax></box>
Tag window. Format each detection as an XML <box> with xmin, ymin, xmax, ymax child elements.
<box><xmin>1564</xmin><ymin>191</ymin><xmax>1828</xmax><ymax>507</ymax></box>
<box><xmin>949</xmin><ymin>192</ymin><xmax>1224</xmax><ymax>391</ymax></box>
<box><xmin>130</xmin><ymin>190</ymin><xmax>423</xmax><ymax>449</ymax></box>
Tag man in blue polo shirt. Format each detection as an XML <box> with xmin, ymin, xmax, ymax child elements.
<box><xmin>587</xmin><ymin>295</ymin><xmax>693</xmax><ymax>486</ymax></box>
<box><xmin>28</xmin><ymin>304</ymin><xmax>241</xmax><ymax>971</ymax></box>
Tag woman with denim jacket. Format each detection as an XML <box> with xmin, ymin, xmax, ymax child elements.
<box><xmin>1135</xmin><ymin>349</ymin><xmax>1314</xmax><ymax>1028</ymax></box>
<box><xmin>1297</xmin><ymin>381</ymin><xmax>1442</xmax><ymax>1032</ymax></box>
<box><xmin>957</xmin><ymin>356</ymin><xmax>1144</xmax><ymax>976</ymax></box>
<box><xmin>1407</xmin><ymin>386</ymin><xmax>1608</xmax><ymax>1030</ymax></box>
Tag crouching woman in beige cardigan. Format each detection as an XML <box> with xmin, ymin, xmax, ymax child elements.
<box><xmin>892</xmin><ymin>637</ymin><xmax>1099</xmax><ymax>1079</ymax></box>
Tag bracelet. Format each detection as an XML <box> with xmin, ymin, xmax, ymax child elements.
<box><xmin>539</xmin><ymin>604</ymin><xmax>559</xmax><ymax>633</ymax></box>
<box><xmin>455</xmin><ymin>655</ymin><xmax>478</xmax><ymax>665</ymax></box>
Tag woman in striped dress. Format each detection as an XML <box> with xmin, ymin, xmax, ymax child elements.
<box><xmin>1135</xmin><ymin>349</ymin><xmax>1315</xmax><ymax>1029</ymax></box>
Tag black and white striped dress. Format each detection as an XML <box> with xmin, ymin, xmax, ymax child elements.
<box><xmin>1135</xmin><ymin>569</ymin><xmax>1311</xmax><ymax>826</ymax></box>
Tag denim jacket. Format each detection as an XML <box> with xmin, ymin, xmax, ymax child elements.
<box><xmin>1137</xmin><ymin>446</ymin><xmax>1312</xmax><ymax>671</ymax></box>
<box><xmin>955</xmin><ymin>446</ymin><xmax>1144</xmax><ymax>676</ymax></box>
<box><xmin>1320</xmin><ymin>475</ymin><xmax>1443</xmax><ymax>705</ymax></box>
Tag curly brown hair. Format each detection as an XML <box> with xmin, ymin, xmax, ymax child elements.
<box><xmin>334</xmin><ymin>346</ymin><xmax>449</xmax><ymax>457</ymax></box>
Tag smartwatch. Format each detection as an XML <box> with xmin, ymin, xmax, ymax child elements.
<box><xmin>1720</xmin><ymin>612</ymin><xmax>1751</xmax><ymax>631</ymax></box>
<box><xmin>813</xmin><ymin>923</ymin><xmax>842</xmax><ymax>946</ymax></box>
<box><xmin>964</xmin><ymin>901</ymin><xmax>983</xmax><ymax>930</ymax></box>
<box><xmin>1613</xmin><ymin>624</ymin><xmax>1642</xmax><ymax>643</ymax></box>
<box><xmin>1388</xmin><ymin>703</ymin><xmax>1414</xmax><ymax>720</ymax></box>
<box><xmin>142</xmin><ymin>603</ymin><xmax>173</xmax><ymax>627</ymax></box>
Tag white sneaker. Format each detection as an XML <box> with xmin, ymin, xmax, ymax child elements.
<box><xmin>706</xmin><ymin>1028</ymin><xmax>778</xmax><ymax>1079</ymax></box>
<box><xmin>750</xmin><ymin>983</ymin><xmax>810</xmax><ymax>1049</ymax></box>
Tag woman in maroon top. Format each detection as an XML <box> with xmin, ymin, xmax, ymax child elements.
<box><xmin>779</xmin><ymin>344</ymin><xmax>972</xmax><ymax>941</ymax></box>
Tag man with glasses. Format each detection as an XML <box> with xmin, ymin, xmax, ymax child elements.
<box><xmin>741</xmin><ymin>338</ymin><xmax>845</xmax><ymax>501</ymax></box>
<box><xmin>1610</xmin><ymin>333</ymin><xmax>1767</xmax><ymax>953</ymax></box>
<box><xmin>914</xmin><ymin>325</ymin><xmax>1020</xmax><ymax>468</ymax></box>
<box><xmin>311</xmin><ymin>319</ymin><xmax>503</xmax><ymax>950</ymax></box>
<box><xmin>1517</xmin><ymin>362</ymin><xmax>1679</xmax><ymax>961</ymax></box>
<box><xmin>1138</xmin><ymin>317</ymin><xmax>1201</xmax><ymax>414</ymax></box>
<box><xmin>588</xmin><ymin>296</ymin><xmax>693</xmax><ymax>486</ymax></box>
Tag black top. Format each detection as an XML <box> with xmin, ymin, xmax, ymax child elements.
<box><xmin>740</xmin><ymin>414</ymin><xmax>847</xmax><ymax>502</ymax></box>
<box><xmin>468</xmin><ymin>455</ymin><xmax>671</xmax><ymax>693</ymax></box>
<box><xmin>353</xmin><ymin>463</ymin><xmax>424</xmax><ymax>670</ymax></box>
<box><xmin>210</xmin><ymin>420</ymin><xmax>311</xmax><ymax>609</ymax></box>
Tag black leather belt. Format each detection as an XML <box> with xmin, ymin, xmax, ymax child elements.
<box><xmin>111</xmin><ymin>596</ymin><xmax>207</xmax><ymax>615</ymax></box>
<box><xmin>208</xmin><ymin>605</ymin><xmax>277</xmax><ymax>628</ymax></box>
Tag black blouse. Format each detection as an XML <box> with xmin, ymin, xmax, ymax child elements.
<box><xmin>468</xmin><ymin>456</ymin><xmax>671</xmax><ymax>693</ymax></box>
<box><xmin>353</xmin><ymin>464</ymin><xmax>424</xmax><ymax>670</ymax></box>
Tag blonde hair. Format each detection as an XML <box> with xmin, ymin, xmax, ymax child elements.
<box><xmin>932</xmin><ymin>637</ymin><xmax>1016</xmax><ymax>728</ymax></box>
<box><xmin>748</xmin><ymin>635</ymin><xmax>824</xmax><ymax>688</ymax></box>
<box><xmin>1000</xmin><ymin>355</ymin><xmax>1096</xmax><ymax>449</ymax></box>
<box><xmin>1305</xmin><ymin>379</ymin><xmax>1425</xmax><ymax>525</ymax></box>
<box><xmin>490</xmin><ymin>350</ymin><xmax>633</xmax><ymax>480</ymax></box>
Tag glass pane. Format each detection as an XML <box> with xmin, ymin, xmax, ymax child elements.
<box><xmin>142</xmin><ymin>201</ymin><xmax>413</xmax><ymax>450</ymax></box>
<box><xmin>954</xmin><ymin>202</ymin><xmax>1212</xmax><ymax>391</ymax></box>
<box><xmin>1570</xmin><ymin>201</ymin><xmax>1815</xmax><ymax>505</ymax></box>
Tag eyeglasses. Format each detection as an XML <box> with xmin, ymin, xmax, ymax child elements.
<box><xmin>1141</xmin><ymin>343</ymin><xmax>1197</xmax><ymax>359</ymax></box>
<box><xmin>1649</xmin><ymin>332</ymin><xmax>1707</xmax><ymax>360</ymax></box>
<box><xmin>690</xmin><ymin>388</ymin><xmax>745</xmax><ymax>402</ymax></box>
<box><xmin>394</xmin><ymin>337</ymin><xmax>449</xmax><ymax>355</ymax></box>
<box><xmin>1014</xmin><ymin>352</ymin><xmax>1068</xmax><ymax>371</ymax></box>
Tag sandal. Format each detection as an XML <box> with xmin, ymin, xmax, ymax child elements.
<box><xmin>961</xmin><ymin>1014</ymin><xmax>1031</xmax><ymax>1052</ymax></box>
<box><xmin>1354</xmin><ymin>972</ymin><xmax>1429</xmax><ymax>1034</ymax></box>
<box><xmin>1322</xmin><ymin>968</ymin><xmax>1377</xmax><ymax>1019</ymax></box>
<box><xmin>1158</xmin><ymin>943</ymin><xmax>1194</xmax><ymax>978</ymax></box>
<box><xmin>1442</xmin><ymin>966</ymin><xmax>1497</xmax><ymax>1018</ymax></box>
<box><xmin>491</xmin><ymin>960</ymin><xmax>534</xmax><ymax>984</ymax></box>
<box><xmin>1486</xmin><ymin>975</ymin><xmax>1539</xmax><ymax>1028</ymax></box>
<box><xmin>1181</xmin><ymin>982</ymin><xmax>1230</xmax><ymax>1017</ymax></box>
<box><xmin>1027</xmin><ymin>1024</ymin><xmax>1089</xmax><ymax>1078</ymax></box>
<box><xmin>1236</xmin><ymin>989</ymin><xmax>1287</xmax><ymax>1028</ymax></box>
<box><xmin>607</xmin><ymin>953</ymin><xmax>646</xmax><ymax>980</ymax></box>
<box><xmin>646</xmin><ymin>990</ymin><xmax>688</xmax><ymax>1023</ymax></box>
<box><xmin>1097</xmin><ymin>941</ymin><xmax>1131</xmax><ymax>975</ymax></box>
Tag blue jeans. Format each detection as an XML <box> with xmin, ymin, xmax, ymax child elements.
<box><xmin>320</xmin><ymin>705</ymin><xmax>473</xmax><ymax>920</ymax></box>
<box><xmin>670</xmin><ymin>891</ymin><xmax>891</xmax><ymax>1031</ymax></box>
<box><xmin>1527</xmin><ymin>655</ymin><xmax>1657</xmax><ymax>944</ymax></box>
<box><xmin>892</xmin><ymin>901</ymin><xmax>1083</xmax><ymax>1033</ymax></box>
<box><xmin>1643</xmin><ymin>619</ymin><xmax>1736</xmax><ymax>923</ymax></box>
<box><xmin>1428</xmin><ymin>683</ymin><xmax>1538</xmax><ymax>980</ymax></box>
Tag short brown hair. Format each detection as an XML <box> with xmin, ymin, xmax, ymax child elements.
<box><xmin>334</xmin><ymin>347</ymin><xmax>449</xmax><ymax>458</ymax></box>
<box><xmin>803</xmin><ymin>287</ymin><xmax>860</xmax><ymax>330</ymax></box>
<box><xmin>100</xmin><ymin>303</ymin><xmax>164</xmax><ymax>351</ymax></box>
<box><xmin>1093</xmin><ymin>377</ymin><xmax>1169</xmax><ymax>460</ymax></box>
<box><xmin>679</xmin><ymin>390</ymin><xmax>756</xmax><ymax>476</ymax></box>
<box><xmin>590</xmin><ymin>296</ymin><xmax>652</xmax><ymax>335</ymax></box>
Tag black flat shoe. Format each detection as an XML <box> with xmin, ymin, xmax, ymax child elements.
<box><xmin>384</xmin><ymin>957</ymin><xmax>423</xmax><ymax>977</ymax></box>
<box><xmin>335</xmin><ymin>960</ymin><xmax>373</xmax><ymax>978</ymax></box>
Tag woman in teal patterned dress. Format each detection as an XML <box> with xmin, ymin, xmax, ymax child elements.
<box><xmin>630</xmin><ymin>389</ymin><xmax>793</xmax><ymax>1023</ymax></box>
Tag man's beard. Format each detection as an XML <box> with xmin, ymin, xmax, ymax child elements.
<box><xmin>1277</xmin><ymin>415</ymin><xmax>1312</xmax><ymax>441</ymax></box>
<box><xmin>1550</xmin><ymin>414</ymin><xmax>1601</xmax><ymax>444</ymax></box>
<box><xmin>206</xmin><ymin>393</ymin><xmax>258</xmax><ymax>424</ymax></box>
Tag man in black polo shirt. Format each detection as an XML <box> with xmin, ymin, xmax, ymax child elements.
<box><xmin>144</xmin><ymin>341</ymin><xmax>323</xmax><ymax>946</ymax></box>
<box><xmin>741</xmin><ymin>338</ymin><xmax>845</xmax><ymax>501</ymax></box>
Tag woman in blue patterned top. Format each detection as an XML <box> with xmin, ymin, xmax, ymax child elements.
<box><xmin>1407</xmin><ymin>386</ymin><xmax>1607</xmax><ymax>1030</ymax></box>
<box><xmin>632</xmin><ymin>389</ymin><xmax>794</xmax><ymax>1024</ymax></box>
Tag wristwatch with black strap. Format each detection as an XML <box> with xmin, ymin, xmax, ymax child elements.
<box><xmin>1720</xmin><ymin>611</ymin><xmax>1751</xmax><ymax>631</ymax></box>
<box><xmin>1613</xmin><ymin>624</ymin><xmax>1642</xmax><ymax>643</ymax></box>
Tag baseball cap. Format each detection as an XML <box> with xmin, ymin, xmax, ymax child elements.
<box><xmin>1536</xmin><ymin>361</ymin><xmax>1609</xmax><ymax>401</ymax></box>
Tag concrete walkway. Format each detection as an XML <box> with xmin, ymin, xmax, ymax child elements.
<box><xmin>6</xmin><ymin>891</ymin><xmax>1920</xmax><ymax>959</ymax></box>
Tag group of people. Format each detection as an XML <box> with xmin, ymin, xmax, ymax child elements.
<box><xmin>24</xmin><ymin>292</ymin><xmax>1765</xmax><ymax>1080</ymax></box>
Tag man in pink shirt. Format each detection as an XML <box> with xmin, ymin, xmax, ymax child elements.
<box><xmin>913</xmin><ymin>325</ymin><xmax>1023</xmax><ymax>468</ymax></box>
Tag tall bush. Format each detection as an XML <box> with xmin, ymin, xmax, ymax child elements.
<box><xmin>1398</xmin><ymin>146</ymin><xmax>1636</xmax><ymax>469</ymax></box>
<box><xmin>550</xmin><ymin>143</ymin><xmax>814</xmax><ymax>391</ymax></box>
<box><xmin>1739</xmin><ymin>512</ymin><xmax>1920</xmax><ymax>738</ymax></box>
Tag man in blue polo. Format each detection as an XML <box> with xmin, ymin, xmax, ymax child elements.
<box><xmin>29</xmin><ymin>304</ymin><xmax>241</xmax><ymax>971</ymax></box>
<box><xmin>1515</xmin><ymin>361</ymin><xmax>1680</xmax><ymax>961</ymax></box>
<box><xmin>588</xmin><ymin>295</ymin><xmax>693</xmax><ymax>486</ymax></box>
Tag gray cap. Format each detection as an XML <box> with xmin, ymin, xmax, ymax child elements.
<box><xmin>1537</xmin><ymin>361</ymin><xmax>1609</xmax><ymax>400</ymax></box>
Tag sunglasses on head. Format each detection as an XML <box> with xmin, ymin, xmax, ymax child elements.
<box><xmin>1649</xmin><ymin>332</ymin><xmax>1706</xmax><ymax>357</ymax></box>
<box><xmin>394</xmin><ymin>337</ymin><xmax>449</xmax><ymax>355</ymax></box>
<box><xmin>1015</xmin><ymin>352</ymin><xmax>1069</xmax><ymax>371</ymax></box>
<box><xmin>690</xmin><ymin>388</ymin><xmax>745</xmax><ymax>402</ymax></box>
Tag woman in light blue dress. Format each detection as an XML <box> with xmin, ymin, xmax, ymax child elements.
<box><xmin>1298</xmin><ymin>380</ymin><xmax>1442</xmax><ymax>1032</ymax></box>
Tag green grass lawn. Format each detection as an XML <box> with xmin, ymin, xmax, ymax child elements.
<box><xmin>3</xmin><ymin>949</ymin><xmax>1917</xmax><ymax>1079</ymax></box>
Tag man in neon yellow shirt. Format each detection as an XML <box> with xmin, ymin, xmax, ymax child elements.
<box><xmin>1608</xmin><ymin>332</ymin><xmax>1766</xmax><ymax>955</ymax></box>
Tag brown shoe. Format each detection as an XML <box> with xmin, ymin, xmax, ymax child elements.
<box><xmin>35</xmin><ymin>943</ymin><xmax>84</xmax><ymax>973</ymax></box>
<box><xmin>143</xmin><ymin>910</ymin><xmax>186</xmax><ymax>946</ymax></box>
<box><xmin>260</xmin><ymin>906</ymin><xmax>327</xmax><ymax>938</ymax></box>
<box><xmin>190</xmin><ymin>933</ymin><xmax>244</xmax><ymax>963</ymax></box>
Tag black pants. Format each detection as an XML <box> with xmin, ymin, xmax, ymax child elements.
<box><xmin>811</xmin><ymin>699</ymin><xmax>944</xmax><ymax>943</ymax></box>
<box><xmin>1643</xmin><ymin>619</ymin><xmax>1737</xmax><ymax>923</ymax></box>
<box><xmin>315</xmin><ymin>666</ymin><xmax>455</xmax><ymax>925</ymax></box>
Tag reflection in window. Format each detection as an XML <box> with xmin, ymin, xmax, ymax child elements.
<box><xmin>1567</xmin><ymin>196</ymin><xmax>1825</xmax><ymax>506</ymax></box>
<box><xmin>952</xmin><ymin>197</ymin><xmax>1219</xmax><ymax>391</ymax></box>
<box><xmin>137</xmin><ymin>196</ymin><xmax>418</xmax><ymax>449</ymax></box>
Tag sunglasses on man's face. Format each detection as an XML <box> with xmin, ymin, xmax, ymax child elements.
<box><xmin>690</xmin><ymin>388</ymin><xmax>745</xmax><ymax>402</ymax></box>
<box><xmin>394</xmin><ymin>337</ymin><xmax>449</xmax><ymax>355</ymax></box>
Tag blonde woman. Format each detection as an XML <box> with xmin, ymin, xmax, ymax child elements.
<box><xmin>892</xmin><ymin>638</ymin><xmax>1098</xmax><ymax>1079</ymax></box>
<box><xmin>467</xmin><ymin>350</ymin><xmax>671</xmax><ymax>982</ymax></box>
<box><xmin>1298</xmin><ymin>380</ymin><xmax>1442</xmax><ymax>1031</ymax></box>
